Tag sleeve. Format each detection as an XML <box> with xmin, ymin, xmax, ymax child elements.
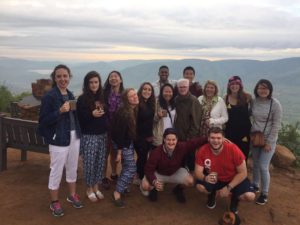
<box><xmin>187</xmin><ymin>99</ymin><xmax>202</xmax><ymax>139</ymax></box>
<box><xmin>266</xmin><ymin>99</ymin><xmax>283</xmax><ymax>144</ymax></box>
<box><xmin>76</xmin><ymin>96</ymin><xmax>94</xmax><ymax>128</ymax></box>
<box><xmin>144</xmin><ymin>149</ymin><xmax>159</xmax><ymax>184</ymax></box>
<box><xmin>195</xmin><ymin>146</ymin><xmax>205</xmax><ymax>166</ymax></box>
<box><xmin>183</xmin><ymin>136</ymin><xmax>207</xmax><ymax>154</ymax></box>
<box><xmin>39</xmin><ymin>94</ymin><xmax>61</xmax><ymax>127</ymax></box>
<box><xmin>209</xmin><ymin>97</ymin><xmax>228</xmax><ymax>126</ymax></box>
<box><xmin>153</xmin><ymin>100</ymin><xmax>161</xmax><ymax>123</ymax></box>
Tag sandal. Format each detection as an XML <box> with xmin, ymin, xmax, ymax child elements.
<box><xmin>95</xmin><ymin>190</ymin><xmax>104</xmax><ymax>200</ymax></box>
<box><xmin>86</xmin><ymin>191</ymin><xmax>98</xmax><ymax>202</ymax></box>
<box><xmin>111</xmin><ymin>194</ymin><xmax>124</xmax><ymax>208</ymax></box>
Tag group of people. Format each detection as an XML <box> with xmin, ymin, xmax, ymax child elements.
<box><xmin>38</xmin><ymin>64</ymin><xmax>282</xmax><ymax>218</ymax></box>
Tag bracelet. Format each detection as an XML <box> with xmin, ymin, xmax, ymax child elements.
<box><xmin>227</xmin><ymin>184</ymin><xmax>233</xmax><ymax>191</ymax></box>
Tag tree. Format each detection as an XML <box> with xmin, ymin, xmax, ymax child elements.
<box><xmin>0</xmin><ymin>85</ymin><xmax>14</xmax><ymax>112</ymax></box>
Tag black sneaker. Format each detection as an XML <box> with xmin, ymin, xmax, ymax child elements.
<box><xmin>230</xmin><ymin>196</ymin><xmax>239</xmax><ymax>214</ymax></box>
<box><xmin>256</xmin><ymin>194</ymin><xmax>268</xmax><ymax>205</ymax></box>
<box><xmin>206</xmin><ymin>191</ymin><xmax>216</xmax><ymax>209</ymax></box>
<box><xmin>250</xmin><ymin>184</ymin><xmax>260</xmax><ymax>193</ymax></box>
<box><xmin>172</xmin><ymin>185</ymin><xmax>186</xmax><ymax>203</ymax></box>
<box><xmin>148</xmin><ymin>189</ymin><xmax>158</xmax><ymax>202</ymax></box>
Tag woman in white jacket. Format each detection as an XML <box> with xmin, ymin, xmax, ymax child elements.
<box><xmin>198</xmin><ymin>80</ymin><xmax>228</xmax><ymax>136</ymax></box>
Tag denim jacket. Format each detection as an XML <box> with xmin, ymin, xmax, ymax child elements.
<box><xmin>38</xmin><ymin>86</ymin><xmax>81</xmax><ymax>146</ymax></box>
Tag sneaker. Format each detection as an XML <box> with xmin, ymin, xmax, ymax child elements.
<box><xmin>50</xmin><ymin>201</ymin><xmax>64</xmax><ymax>217</ymax></box>
<box><xmin>172</xmin><ymin>185</ymin><xmax>186</xmax><ymax>203</ymax></box>
<box><xmin>140</xmin><ymin>184</ymin><xmax>149</xmax><ymax>197</ymax></box>
<box><xmin>67</xmin><ymin>194</ymin><xmax>83</xmax><ymax>209</ymax></box>
<box><xmin>230</xmin><ymin>197</ymin><xmax>239</xmax><ymax>214</ymax></box>
<box><xmin>148</xmin><ymin>189</ymin><xmax>158</xmax><ymax>202</ymax></box>
<box><xmin>206</xmin><ymin>191</ymin><xmax>216</xmax><ymax>209</ymax></box>
<box><xmin>250</xmin><ymin>184</ymin><xmax>260</xmax><ymax>193</ymax></box>
<box><xmin>256</xmin><ymin>194</ymin><xmax>268</xmax><ymax>205</ymax></box>
<box><xmin>95</xmin><ymin>190</ymin><xmax>104</xmax><ymax>200</ymax></box>
<box><xmin>102</xmin><ymin>177</ymin><xmax>111</xmax><ymax>190</ymax></box>
<box><xmin>111</xmin><ymin>194</ymin><xmax>125</xmax><ymax>208</ymax></box>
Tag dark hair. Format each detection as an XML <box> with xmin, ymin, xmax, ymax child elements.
<box><xmin>137</xmin><ymin>82</ymin><xmax>156</xmax><ymax>112</ymax></box>
<box><xmin>50</xmin><ymin>64</ymin><xmax>72</xmax><ymax>87</ymax></box>
<box><xmin>226</xmin><ymin>76</ymin><xmax>251</xmax><ymax>106</ymax></box>
<box><xmin>254</xmin><ymin>79</ymin><xmax>273</xmax><ymax>99</ymax></box>
<box><xmin>163</xmin><ymin>128</ymin><xmax>178</xmax><ymax>139</ymax></box>
<box><xmin>117</xmin><ymin>88</ymin><xmax>138</xmax><ymax>139</ymax></box>
<box><xmin>208</xmin><ymin>126</ymin><xmax>224</xmax><ymax>136</ymax></box>
<box><xmin>183</xmin><ymin>66</ymin><xmax>195</xmax><ymax>75</ymax></box>
<box><xmin>159</xmin><ymin>65</ymin><xmax>169</xmax><ymax>71</ymax></box>
<box><xmin>80</xmin><ymin>71</ymin><xmax>105</xmax><ymax>110</ymax></box>
<box><xmin>103</xmin><ymin>70</ymin><xmax>124</xmax><ymax>103</ymax></box>
<box><xmin>158</xmin><ymin>83</ymin><xmax>176</xmax><ymax>111</ymax></box>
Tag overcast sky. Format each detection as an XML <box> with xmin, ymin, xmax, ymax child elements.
<box><xmin>0</xmin><ymin>0</ymin><xmax>300</xmax><ymax>62</ymax></box>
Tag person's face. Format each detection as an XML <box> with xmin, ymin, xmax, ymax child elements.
<box><xmin>89</xmin><ymin>77</ymin><xmax>100</xmax><ymax>94</ymax></box>
<box><xmin>159</xmin><ymin>68</ymin><xmax>169</xmax><ymax>82</ymax></box>
<box><xmin>177</xmin><ymin>83</ymin><xmax>189</xmax><ymax>96</ymax></box>
<box><xmin>229</xmin><ymin>82</ymin><xmax>240</xmax><ymax>94</ymax></box>
<box><xmin>208</xmin><ymin>132</ymin><xmax>224</xmax><ymax>152</ymax></box>
<box><xmin>164</xmin><ymin>134</ymin><xmax>178</xmax><ymax>151</ymax></box>
<box><xmin>205</xmin><ymin>84</ymin><xmax>216</xmax><ymax>97</ymax></box>
<box><xmin>162</xmin><ymin>86</ymin><xmax>173</xmax><ymax>102</ymax></box>
<box><xmin>183</xmin><ymin>69</ymin><xmax>195</xmax><ymax>84</ymax></box>
<box><xmin>141</xmin><ymin>84</ymin><xmax>152</xmax><ymax>100</ymax></box>
<box><xmin>257</xmin><ymin>84</ymin><xmax>270</xmax><ymax>98</ymax></box>
<box><xmin>109</xmin><ymin>72</ymin><xmax>122</xmax><ymax>87</ymax></box>
<box><xmin>127</xmin><ymin>90</ymin><xmax>139</xmax><ymax>106</ymax></box>
<box><xmin>54</xmin><ymin>68</ymin><xmax>70</xmax><ymax>90</ymax></box>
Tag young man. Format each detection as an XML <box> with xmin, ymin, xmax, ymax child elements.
<box><xmin>195</xmin><ymin>127</ymin><xmax>255</xmax><ymax>214</ymax></box>
<box><xmin>152</xmin><ymin>65</ymin><xmax>177</xmax><ymax>96</ymax></box>
<box><xmin>140</xmin><ymin>128</ymin><xmax>206</xmax><ymax>203</ymax></box>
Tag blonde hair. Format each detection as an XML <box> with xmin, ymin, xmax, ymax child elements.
<box><xmin>203</xmin><ymin>80</ymin><xmax>219</xmax><ymax>97</ymax></box>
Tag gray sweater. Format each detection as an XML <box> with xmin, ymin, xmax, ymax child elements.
<box><xmin>251</xmin><ymin>97</ymin><xmax>282</xmax><ymax>144</ymax></box>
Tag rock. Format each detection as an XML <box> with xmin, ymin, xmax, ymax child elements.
<box><xmin>272</xmin><ymin>145</ymin><xmax>296</xmax><ymax>168</ymax></box>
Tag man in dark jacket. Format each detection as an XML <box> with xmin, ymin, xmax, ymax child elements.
<box><xmin>140</xmin><ymin>128</ymin><xmax>206</xmax><ymax>203</ymax></box>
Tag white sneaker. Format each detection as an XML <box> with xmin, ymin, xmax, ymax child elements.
<box><xmin>139</xmin><ymin>184</ymin><xmax>149</xmax><ymax>196</ymax></box>
<box><xmin>95</xmin><ymin>190</ymin><xmax>104</xmax><ymax>200</ymax></box>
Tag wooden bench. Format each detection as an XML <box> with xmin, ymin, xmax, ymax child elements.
<box><xmin>0</xmin><ymin>114</ymin><xmax>48</xmax><ymax>171</ymax></box>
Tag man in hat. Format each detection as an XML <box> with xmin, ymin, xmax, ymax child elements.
<box><xmin>195</xmin><ymin>127</ymin><xmax>255</xmax><ymax>214</ymax></box>
<box><xmin>140</xmin><ymin>128</ymin><xmax>206</xmax><ymax>203</ymax></box>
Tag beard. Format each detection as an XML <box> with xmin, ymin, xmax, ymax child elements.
<box><xmin>209</xmin><ymin>142</ymin><xmax>223</xmax><ymax>153</ymax></box>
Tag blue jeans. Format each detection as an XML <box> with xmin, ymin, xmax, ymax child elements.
<box><xmin>251</xmin><ymin>142</ymin><xmax>276</xmax><ymax>195</ymax></box>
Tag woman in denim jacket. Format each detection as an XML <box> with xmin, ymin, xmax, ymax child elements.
<box><xmin>38</xmin><ymin>64</ymin><xmax>82</xmax><ymax>217</ymax></box>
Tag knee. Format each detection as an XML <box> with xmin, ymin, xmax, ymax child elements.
<box><xmin>184</xmin><ymin>175</ymin><xmax>194</xmax><ymax>187</ymax></box>
<box><xmin>239</xmin><ymin>192</ymin><xmax>255</xmax><ymax>202</ymax></box>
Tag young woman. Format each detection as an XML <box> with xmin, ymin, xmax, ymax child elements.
<box><xmin>224</xmin><ymin>76</ymin><xmax>252</xmax><ymax>160</ymax></box>
<box><xmin>77</xmin><ymin>71</ymin><xmax>108</xmax><ymax>202</ymax></box>
<box><xmin>102</xmin><ymin>71</ymin><xmax>124</xmax><ymax>188</ymax></box>
<box><xmin>198</xmin><ymin>80</ymin><xmax>228</xmax><ymax>136</ymax></box>
<box><xmin>152</xmin><ymin>83</ymin><xmax>176</xmax><ymax>147</ymax></box>
<box><xmin>38</xmin><ymin>64</ymin><xmax>82</xmax><ymax>217</ymax></box>
<box><xmin>134</xmin><ymin>82</ymin><xmax>155</xmax><ymax>183</ymax></box>
<box><xmin>251</xmin><ymin>79</ymin><xmax>282</xmax><ymax>205</ymax></box>
<box><xmin>111</xmin><ymin>88</ymin><xmax>139</xmax><ymax>208</ymax></box>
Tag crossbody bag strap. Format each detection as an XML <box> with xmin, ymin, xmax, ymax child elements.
<box><xmin>262</xmin><ymin>99</ymin><xmax>273</xmax><ymax>134</ymax></box>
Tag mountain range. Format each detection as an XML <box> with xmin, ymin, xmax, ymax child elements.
<box><xmin>0</xmin><ymin>57</ymin><xmax>299</xmax><ymax>123</ymax></box>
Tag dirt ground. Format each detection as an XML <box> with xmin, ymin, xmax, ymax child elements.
<box><xmin>0</xmin><ymin>149</ymin><xmax>299</xmax><ymax>225</ymax></box>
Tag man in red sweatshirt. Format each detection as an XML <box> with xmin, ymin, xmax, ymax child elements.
<box><xmin>140</xmin><ymin>128</ymin><xmax>206</xmax><ymax>203</ymax></box>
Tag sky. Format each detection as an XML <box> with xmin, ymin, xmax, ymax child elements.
<box><xmin>0</xmin><ymin>0</ymin><xmax>300</xmax><ymax>62</ymax></box>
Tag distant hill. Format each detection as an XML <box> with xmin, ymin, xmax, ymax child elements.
<box><xmin>0</xmin><ymin>57</ymin><xmax>299</xmax><ymax>122</ymax></box>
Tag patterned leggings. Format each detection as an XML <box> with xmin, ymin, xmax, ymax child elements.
<box><xmin>116</xmin><ymin>143</ymin><xmax>136</xmax><ymax>193</ymax></box>
<box><xmin>81</xmin><ymin>133</ymin><xmax>107</xmax><ymax>187</ymax></box>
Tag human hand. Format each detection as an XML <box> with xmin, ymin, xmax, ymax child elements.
<box><xmin>263</xmin><ymin>143</ymin><xmax>272</xmax><ymax>152</ymax></box>
<box><xmin>206</xmin><ymin>173</ymin><xmax>218</xmax><ymax>184</ymax></box>
<box><xmin>60</xmin><ymin>102</ymin><xmax>70</xmax><ymax>113</ymax></box>
<box><xmin>115</xmin><ymin>151</ymin><xmax>122</xmax><ymax>162</ymax></box>
<box><xmin>155</xmin><ymin>180</ymin><xmax>164</xmax><ymax>191</ymax></box>
<box><xmin>219</xmin><ymin>186</ymin><xmax>231</xmax><ymax>198</ymax></box>
<box><xmin>92</xmin><ymin>108</ymin><xmax>105</xmax><ymax>117</ymax></box>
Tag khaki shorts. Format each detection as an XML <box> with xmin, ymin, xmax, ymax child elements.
<box><xmin>144</xmin><ymin>167</ymin><xmax>190</xmax><ymax>185</ymax></box>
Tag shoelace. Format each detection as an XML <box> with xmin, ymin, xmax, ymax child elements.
<box><xmin>72</xmin><ymin>194</ymin><xmax>80</xmax><ymax>202</ymax></box>
<box><xmin>52</xmin><ymin>202</ymin><xmax>62</xmax><ymax>210</ymax></box>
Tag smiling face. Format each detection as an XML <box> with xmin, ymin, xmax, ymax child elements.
<box><xmin>127</xmin><ymin>89</ymin><xmax>139</xmax><ymax>106</ymax></box>
<box><xmin>183</xmin><ymin>69</ymin><xmax>195</xmax><ymax>84</ymax></box>
<box><xmin>109</xmin><ymin>72</ymin><xmax>122</xmax><ymax>88</ymax></box>
<box><xmin>162</xmin><ymin>86</ymin><xmax>173</xmax><ymax>102</ymax></box>
<box><xmin>89</xmin><ymin>76</ymin><xmax>100</xmax><ymax>94</ymax></box>
<box><xmin>54</xmin><ymin>68</ymin><xmax>70</xmax><ymax>91</ymax></box>
<box><xmin>163</xmin><ymin>134</ymin><xmax>178</xmax><ymax>151</ymax></box>
<box><xmin>229</xmin><ymin>82</ymin><xmax>241</xmax><ymax>94</ymax></box>
<box><xmin>208</xmin><ymin>132</ymin><xmax>224</xmax><ymax>154</ymax></box>
<box><xmin>257</xmin><ymin>84</ymin><xmax>270</xmax><ymax>98</ymax></box>
<box><xmin>205</xmin><ymin>83</ymin><xmax>216</xmax><ymax>97</ymax></box>
<box><xmin>141</xmin><ymin>84</ymin><xmax>152</xmax><ymax>100</ymax></box>
<box><xmin>159</xmin><ymin>68</ymin><xmax>169</xmax><ymax>82</ymax></box>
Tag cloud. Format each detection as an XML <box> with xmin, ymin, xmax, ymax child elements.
<box><xmin>0</xmin><ymin>0</ymin><xmax>300</xmax><ymax>61</ymax></box>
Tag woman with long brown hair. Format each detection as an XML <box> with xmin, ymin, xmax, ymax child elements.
<box><xmin>111</xmin><ymin>88</ymin><xmax>139</xmax><ymax>208</ymax></box>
